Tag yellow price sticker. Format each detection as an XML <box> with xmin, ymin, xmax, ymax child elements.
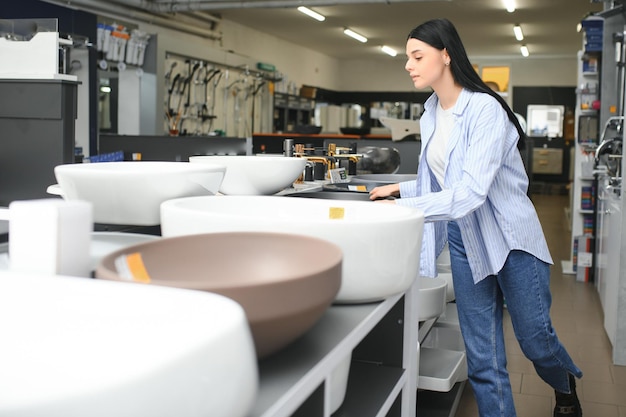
<box><xmin>121</xmin><ymin>252</ymin><xmax>151</xmax><ymax>284</ymax></box>
<box><xmin>329</xmin><ymin>207</ymin><xmax>345</xmax><ymax>219</ymax></box>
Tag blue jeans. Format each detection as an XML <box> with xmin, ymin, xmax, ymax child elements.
<box><xmin>447</xmin><ymin>221</ymin><xmax>582</xmax><ymax>417</ymax></box>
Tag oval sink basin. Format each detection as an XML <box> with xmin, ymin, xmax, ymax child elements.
<box><xmin>418</xmin><ymin>276</ymin><xmax>448</xmax><ymax>321</ymax></box>
<box><xmin>55</xmin><ymin>161</ymin><xmax>226</xmax><ymax>226</ymax></box>
<box><xmin>189</xmin><ymin>155</ymin><xmax>307</xmax><ymax>195</ymax></box>
<box><xmin>96</xmin><ymin>231</ymin><xmax>342</xmax><ymax>358</ymax></box>
<box><xmin>435</xmin><ymin>244</ymin><xmax>454</xmax><ymax>302</ymax></box>
<box><xmin>0</xmin><ymin>271</ymin><xmax>257</xmax><ymax>417</ymax></box>
<box><xmin>160</xmin><ymin>195</ymin><xmax>424</xmax><ymax>303</ymax></box>
<box><xmin>438</xmin><ymin>271</ymin><xmax>455</xmax><ymax>302</ymax></box>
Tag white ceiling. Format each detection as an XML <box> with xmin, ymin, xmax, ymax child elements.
<box><xmin>190</xmin><ymin>0</ymin><xmax>605</xmax><ymax>60</ymax></box>
<box><xmin>83</xmin><ymin>0</ymin><xmax>607</xmax><ymax>61</ymax></box>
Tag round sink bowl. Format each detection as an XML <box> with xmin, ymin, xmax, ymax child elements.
<box><xmin>160</xmin><ymin>195</ymin><xmax>424</xmax><ymax>303</ymax></box>
<box><xmin>418</xmin><ymin>276</ymin><xmax>448</xmax><ymax>321</ymax></box>
<box><xmin>189</xmin><ymin>155</ymin><xmax>307</xmax><ymax>195</ymax></box>
<box><xmin>438</xmin><ymin>272</ymin><xmax>455</xmax><ymax>302</ymax></box>
<box><xmin>0</xmin><ymin>271</ymin><xmax>258</xmax><ymax>417</ymax></box>
<box><xmin>54</xmin><ymin>161</ymin><xmax>226</xmax><ymax>226</ymax></box>
<box><xmin>356</xmin><ymin>146</ymin><xmax>401</xmax><ymax>175</ymax></box>
<box><xmin>436</xmin><ymin>244</ymin><xmax>454</xmax><ymax>302</ymax></box>
<box><xmin>96</xmin><ymin>231</ymin><xmax>342</xmax><ymax>358</ymax></box>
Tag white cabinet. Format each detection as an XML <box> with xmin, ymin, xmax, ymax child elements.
<box><xmin>533</xmin><ymin>148</ymin><xmax>564</xmax><ymax>175</ymax></box>
<box><xmin>595</xmin><ymin>179</ymin><xmax>622</xmax><ymax>354</ymax></box>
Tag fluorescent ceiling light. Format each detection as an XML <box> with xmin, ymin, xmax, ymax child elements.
<box><xmin>343</xmin><ymin>28</ymin><xmax>367</xmax><ymax>43</ymax></box>
<box><xmin>297</xmin><ymin>6</ymin><xmax>325</xmax><ymax>22</ymax></box>
<box><xmin>381</xmin><ymin>45</ymin><xmax>397</xmax><ymax>57</ymax></box>
<box><xmin>513</xmin><ymin>24</ymin><xmax>524</xmax><ymax>41</ymax></box>
<box><xmin>100</xmin><ymin>85</ymin><xmax>111</xmax><ymax>93</ymax></box>
<box><xmin>503</xmin><ymin>0</ymin><xmax>515</xmax><ymax>12</ymax></box>
<box><xmin>520</xmin><ymin>44</ymin><xmax>529</xmax><ymax>57</ymax></box>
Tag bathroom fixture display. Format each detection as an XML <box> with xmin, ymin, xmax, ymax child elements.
<box><xmin>96</xmin><ymin>231</ymin><xmax>342</xmax><ymax>358</ymax></box>
<box><xmin>189</xmin><ymin>155</ymin><xmax>306</xmax><ymax>195</ymax></box>
<box><xmin>54</xmin><ymin>161</ymin><xmax>226</xmax><ymax>225</ymax></box>
<box><xmin>0</xmin><ymin>271</ymin><xmax>258</xmax><ymax>417</ymax></box>
<box><xmin>417</xmin><ymin>276</ymin><xmax>448</xmax><ymax>322</ymax></box>
<box><xmin>160</xmin><ymin>195</ymin><xmax>424</xmax><ymax>303</ymax></box>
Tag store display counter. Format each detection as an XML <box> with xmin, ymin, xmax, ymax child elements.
<box><xmin>251</xmin><ymin>284</ymin><xmax>419</xmax><ymax>417</ymax></box>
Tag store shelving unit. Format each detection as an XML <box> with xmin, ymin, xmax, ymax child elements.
<box><xmin>250</xmin><ymin>282</ymin><xmax>419</xmax><ymax>417</ymax></box>
<box><xmin>564</xmin><ymin>21</ymin><xmax>603</xmax><ymax>275</ymax></box>
<box><xmin>273</xmin><ymin>92</ymin><xmax>315</xmax><ymax>133</ymax></box>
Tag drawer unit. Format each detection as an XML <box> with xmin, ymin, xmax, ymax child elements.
<box><xmin>532</xmin><ymin>147</ymin><xmax>563</xmax><ymax>175</ymax></box>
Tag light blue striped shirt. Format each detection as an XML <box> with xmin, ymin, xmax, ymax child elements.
<box><xmin>396</xmin><ymin>89</ymin><xmax>553</xmax><ymax>283</ymax></box>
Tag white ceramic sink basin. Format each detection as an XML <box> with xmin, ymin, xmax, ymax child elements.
<box><xmin>54</xmin><ymin>161</ymin><xmax>226</xmax><ymax>225</ymax></box>
<box><xmin>436</xmin><ymin>244</ymin><xmax>454</xmax><ymax>302</ymax></box>
<box><xmin>160</xmin><ymin>195</ymin><xmax>424</xmax><ymax>303</ymax></box>
<box><xmin>189</xmin><ymin>155</ymin><xmax>306</xmax><ymax>195</ymax></box>
<box><xmin>418</xmin><ymin>276</ymin><xmax>448</xmax><ymax>321</ymax></box>
<box><xmin>0</xmin><ymin>271</ymin><xmax>258</xmax><ymax>417</ymax></box>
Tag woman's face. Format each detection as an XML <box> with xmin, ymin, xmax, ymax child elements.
<box><xmin>405</xmin><ymin>38</ymin><xmax>449</xmax><ymax>90</ymax></box>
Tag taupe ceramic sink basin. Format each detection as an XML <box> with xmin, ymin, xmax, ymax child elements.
<box><xmin>96</xmin><ymin>232</ymin><xmax>342</xmax><ymax>358</ymax></box>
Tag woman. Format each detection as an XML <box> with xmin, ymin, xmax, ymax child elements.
<box><xmin>369</xmin><ymin>18</ymin><xmax>583</xmax><ymax>417</ymax></box>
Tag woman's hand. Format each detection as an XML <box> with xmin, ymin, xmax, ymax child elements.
<box><xmin>369</xmin><ymin>183</ymin><xmax>401</xmax><ymax>201</ymax></box>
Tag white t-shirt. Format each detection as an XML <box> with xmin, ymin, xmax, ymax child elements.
<box><xmin>427</xmin><ymin>103</ymin><xmax>455</xmax><ymax>186</ymax></box>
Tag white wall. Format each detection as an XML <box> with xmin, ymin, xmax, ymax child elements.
<box><xmin>124</xmin><ymin>17</ymin><xmax>579</xmax><ymax>134</ymax></box>
<box><xmin>335</xmin><ymin>56</ymin><xmax>579</xmax><ymax>92</ymax></box>
<box><xmin>139</xmin><ymin>18</ymin><xmax>579</xmax><ymax>91</ymax></box>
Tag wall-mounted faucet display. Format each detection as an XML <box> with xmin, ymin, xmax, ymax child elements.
<box><xmin>163</xmin><ymin>53</ymin><xmax>280</xmax><ymax>137</ymax></box>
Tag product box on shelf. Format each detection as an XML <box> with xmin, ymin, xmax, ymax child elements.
<box><xmin>574</xmin><ymin>234</ymin><xmax>593</xmax><ymax>282</ymax></box>
<box><xmin>582</xmin><ymin>18</ymin><xmax>603</xmax><ymax>53</ymax></box>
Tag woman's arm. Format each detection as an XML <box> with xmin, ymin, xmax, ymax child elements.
<box><xmin>394</xmin><ymin>96</ymin><xmax>511</xmax><ymax>221</ymax></box>
<box><xmin>369</xmin><ymin>183</ymin><xmax>400</xmax><ymax>200</ymax></box>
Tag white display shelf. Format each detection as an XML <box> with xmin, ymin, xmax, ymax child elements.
<box><xmin>418</xmin><ymin>325</ymin><xmax>467</xmax><ymax>393</ymax></box>
<box><xmin>250</xmin><ymin>284</ymin><xmax>419</xmax><ymax>417</ymax></box>
<box><xmin>568</xmin><ymin>48</ymin><xmax>600</xmax><ymax>272</ymax></box>
<box><xmin>418</xmin><ymin>349</ymin><xmax>466</xmax><ymax>392</ymax></box>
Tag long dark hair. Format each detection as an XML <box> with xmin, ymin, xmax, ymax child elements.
<box><xmin>408</xmin><ymin>18</ymin><xmax>526</xmax><ymax>150</ymax></box>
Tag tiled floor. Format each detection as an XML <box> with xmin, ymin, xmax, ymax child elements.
<box><xmin>454</xmin><ymin>193</ymin><xmax>626</xmax><ymax>417</ymax></box>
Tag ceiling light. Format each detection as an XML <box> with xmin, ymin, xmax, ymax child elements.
<box><xmin>520</xmin><ymin>44</ymin><xmax>529</xmax><ymax>57</ymax></box>
<box><xmin>503</xmin><ymin>0</ymin><xmax>516</xmax><ymax>12</ymax></box>
<box><xmin>343</xmin><ymin>28</ymin><xmax>367</xmax><ymax>43</ymax></box>
<box><xmin>381</xmin><ymin>45</ymin><xmax>397</xmax><ymax>57</ymax></box>
<box><xmin>513</xmin><ymin>24</ymin><xmax>524</xmax><ymax>41</ymax></box>
<box><xmin>297</xmin><ymin>6</ymin><xmax>325</xmax><ymax>22</ymax></box>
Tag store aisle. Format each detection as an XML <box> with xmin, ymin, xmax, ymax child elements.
<box><xmin>454</xmin><ymin>193</ymin><xmax>626</xmax><ymax>417</ymax></box>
